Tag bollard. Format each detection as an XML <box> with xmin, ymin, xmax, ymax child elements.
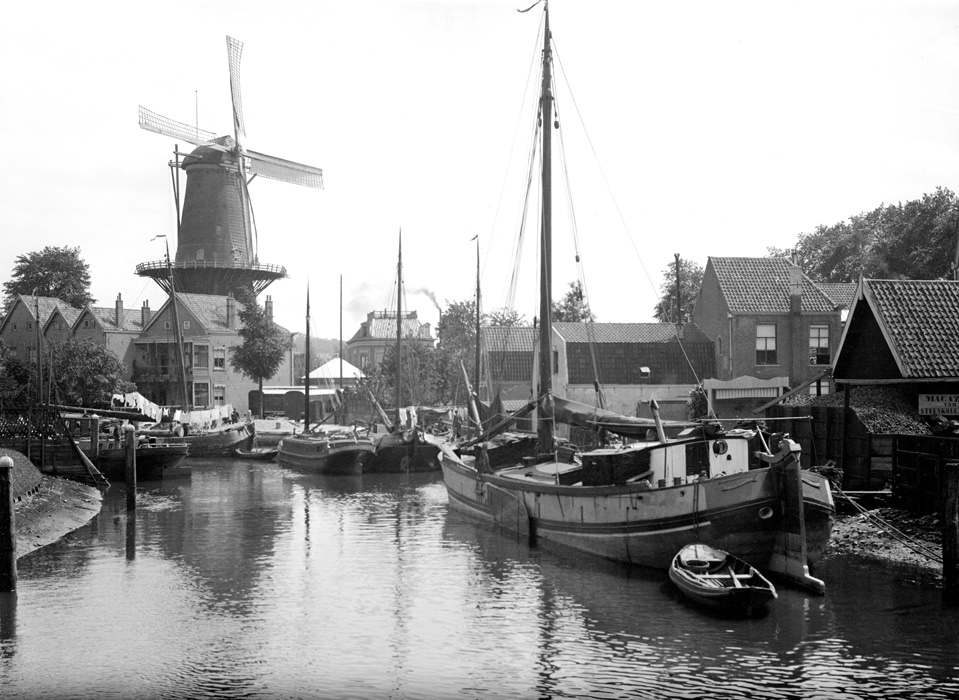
<box><xmin>0</xmin><ymin>456</ymin><xmax>17</xmax><ymax>592</ymax></box>
<box><xmin>943</xmin><ymin>462</ymin><xmax>959</xmax><ymax>605</ymax></box>
<box><xmin>125</xmin><ymin>425</ymin><xmax>136</xmax><ymax>511</ymax></box>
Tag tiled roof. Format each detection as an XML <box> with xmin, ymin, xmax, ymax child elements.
<box><xmin>365</xmin><ymin>316</ymin><xmax>430</xmax><ymax>340</ymax></box>
<box><xmin>864</xmin><ymin>279</ymin><xmax>959</xmax><ymax>378</ymax></box>
<box><xmin>818</xmin><ymin>282</ymin><xmax>857</xmax><ymax>309</ymax></box>
<box><xmin>709</xmin><ymin>257</ymin><xmax>837</xmax><ymax>314</ymax></box>
<box><xmin>55</xmin><ymin>307</ymin><xmax>83</xmax><ymax>327</ymax></box>
<box><xmin>177</xmin><ymin>293</ymin><xmax>247</xmax><ymax>332</ymax></box>
<box><xmin>88</xmin><ymin>307</ymin><xmax>142</xmax><ymax>332</ymax></box>
<box><xmin>18</xmin><ymin>294</ymin><xmax>73</xmax><ymax>325</ymax></box>
<box><xmin>554</xmin><ymin>322</ymin><xmax>712</xmax><ymax>344</ymax></box>
<box><xmin>483</xmin><ymin>326</ymin><xmax>537</xmax><ymax>353</ymax></box>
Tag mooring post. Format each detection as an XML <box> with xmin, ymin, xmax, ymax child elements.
<box><xmin>0</xmin><ymin>456</ymin><xmax>17</xmax><ymax>592</ymax></box>
<box><xmin>125</xmin><ymin>425</ymin><xmax>136</xmax><ymax>511</ymax></box>
<box><xmin>943</xmin><ymin>461</ymin><xmax>959</xmax><ymax>604</ymax></box>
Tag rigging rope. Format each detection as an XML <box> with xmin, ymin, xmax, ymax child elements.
<box><xmin>833</xmin><ymin>483</ymin><xmax>943</xmax><ymax>564</ymax></box>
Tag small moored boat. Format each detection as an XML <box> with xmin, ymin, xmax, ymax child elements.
<box><xmin>233</xmin><ymin>444</ymin><xmax>278</xmax><ymax>461</ymax></box>
<box><xmin>669</xmin><ymin>543</ymin><xmax>778</xmax><ymax>616</ymax></box>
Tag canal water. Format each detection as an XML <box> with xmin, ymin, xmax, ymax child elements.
<box><xmin>1</xmin><ymin>458</ymin><xmax>958</xmax><ymax>699</ymax></box>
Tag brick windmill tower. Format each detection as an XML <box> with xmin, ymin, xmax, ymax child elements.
<box><xmin>136</xmin><ymin>36</ymin><xmax>323</xmax><ymax>297</ymax></box>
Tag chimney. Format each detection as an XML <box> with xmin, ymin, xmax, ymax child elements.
<box><xmin>265</xmin><ymin>295</ymin><xmax>274</xmax><ymax>322</ymax></box>
<box><xmin>226</xmin><ymin>293</ymin><xmax>236</xmax><ymax>329</ymax></box>
<box><xmin>141</xmin><ymin>300</ymin><xmax>152</xmax><ymax>328</ymax></box>
<box><xmin>789</xmin><ymin>263</ymin><xmax>803</xmax><ymax>315</ymax></box>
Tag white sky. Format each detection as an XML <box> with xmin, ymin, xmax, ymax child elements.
<box><xmin>2</xmin><ymin>0</ymin><xmax>957</xmax><ymax>339</ymax></box>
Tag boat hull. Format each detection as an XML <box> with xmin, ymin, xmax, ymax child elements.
<box><xmin>668</xmin><ymin>543</ymin><xmax>777</xmax><ymax>616</ymax></box>
<box><xmin>368</xmin><ymin>430</ymin><xmax>442</xmax><ymax>473</ymax></box>
<box><xmin>181</xmin><ymin>421</ymin><xmax>255</xmax><ymax>457</ymax></box>
<box><xmin>439</xmin><ymin>450</ymin><xmax>834</xmax><ymax>575</ymax></box>
<box><xmin>96</xmin><ymin>443</ymin><xmax>190</xmax><ymax>481</ymax></box>
<box><xmin>278</xmin><ymin>434</ymin><xmax>375</xmax><ymax>475</ymax></box>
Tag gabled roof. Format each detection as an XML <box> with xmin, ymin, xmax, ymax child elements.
<box><xmin>44</xmin><ymin>305</ymin><xmax>82</xmax><ymax>331</ymax></box>
<box><xmin>835</xmin><ymin>279</ymin><xmax>959</xmax><ymax>380</ymax></box>
<box><xmin>817</xmin><ymin>282</ymin><xmax>857</xmax><ymax>309</ymax></box>
<box><xmin>2</xmin><ymin>294</ymin><xmax>74</xmax><ymax>331</ymax></box>
<box><xmin>708</xmin><ymin>257</ymin><xmax>838</xmax><ymax>314</ymax></box>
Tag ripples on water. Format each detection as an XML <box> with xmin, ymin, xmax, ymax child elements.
<box><xmin>1</xmin><ymin>459</ymin><xmax>957</xmax><ymax>699</ymax></box>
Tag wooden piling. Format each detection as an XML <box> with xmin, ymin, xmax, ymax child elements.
<box><xmin>125</xmin><ymin>425</ymin><xmax>136</xmax><ymax>511</ymax></box>
<box><xmin>0</xmin><ymin>455</ymin><xmax>17</xmax><ymax>592</ymax></box>
<box><xmin>943</xmin><ymin>461</ymin><xmax>959</xmax><ymax>604</ymax></box>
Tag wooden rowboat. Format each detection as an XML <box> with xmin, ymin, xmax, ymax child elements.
<box><xmin>668</xmin><ymin>543</ymin><xmax>778</xmax><ymax>616</ymax></box>
<box><xmin>233</xmin><ymin>445</ymin><xmax>278</xmax><ymax>461</ymax></box>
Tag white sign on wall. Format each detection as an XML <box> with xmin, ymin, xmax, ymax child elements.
<box><xmin>918</xmin><ymin>394</ymin><xmax>959</xmax><ymax>416</ymax></box>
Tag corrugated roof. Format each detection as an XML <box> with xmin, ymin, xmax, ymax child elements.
<box><xmin>864</xmin><ymin>279</ymin><xmax>959</xmax><ymax>378</ymax></box>
<box><xmin>709</xmin><ymin>257</ymin><xmax>837</xmax><ymax>314</ymax></box>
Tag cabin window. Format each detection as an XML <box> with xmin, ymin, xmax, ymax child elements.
<box><xmin>194</xmin><ymin>344</ymin><xmax>209</xmax><ymax>369</ymax></box>
<box><xmin>193</xmin><ymin>382</ymin><xmax>210</xmax><ymax>408</ymax></box>
<box><xmin>685</xmin><ymin>441</ymin><xmax>709</xmax><ymax>477</ymax></box>
<box><xmin>755</xmin><ymin>324</ymin><xmax>777</xmax><ymax>365</ymax></box>
<box><xmin>213</xmin><ymin>347</ymin><xmax>226</xmax><ymax>370</ymax></box>
<box><xmin>809</xmin><ymin>324</ymin><xmax>830</xmax><ymax>365</ymax></box>
<box><xmin>213</xmin><ymin>384</ymin><xmax>226</xmax><ymax>405</ymax></box>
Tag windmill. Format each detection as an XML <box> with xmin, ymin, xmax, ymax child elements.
<box><xmin>136</xmin><ymin>36</ymin><xmax>323</xmax><ymax>298</ymax></box>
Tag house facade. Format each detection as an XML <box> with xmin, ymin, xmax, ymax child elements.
<box><xmin>132</xmin><ymin>292</ymin><xmax>291</xmax><ymax>413</ymax></box>
<box><xmin>70</xmin><ymin>294</ymin><xmax>145</xmax><ymax>381</ymax></box>
<box><xmin>692</xmin><ymin>257</ymin><xmax>847</xmax><ymax>416</ymax></box>
<box><xmin>345</xmin><ymin>310</ymin><xmax>434</xmax><ymax>372</ymax></box>
<box><xmin>0</xmin><ymin>295</ymin><xmax>73</xmax><ymax>364</ymax></box>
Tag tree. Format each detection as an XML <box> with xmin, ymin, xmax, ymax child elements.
<box><xmin>552</xmin><ymin>280</ymin><xmax>594</xmax><ymax>322</ymax></box>
<box><xmin>486</xmin><ymin>306</ymin><xmax>528</xmax><ymax>327</ymax></box>
<box><xmin>3</xmin><ymin>246</ymin><xmax>95</xmax><ymax>309</ymax></box>
<box><xmin>434</xmin><ymin>299</ymin><xmax>478</xmax><ymax>406</ymax></box>
<box><xmin>653</xmin><ymin>257</ymin><xmax>703</xmax><ymax>323</ymax></box>
<box><xmin>230</xmin><ymin>297</ymin><xmax>290</xmax><ymax>418</ymax></box>
<box><xmin>768</xmin><ymin>187</ymin><xmax>959</xmax><ymax>282</ymax></box>
<box><xmin>0</xmin><ymin>340</ymin><xmax>31</xmax><ymax>406</ymax></box>
<box><xmin>47</xmin><ymin>338</ymin><xmax>134</xmax><ymax>406</ymax></box>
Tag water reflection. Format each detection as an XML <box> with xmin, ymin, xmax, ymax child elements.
<box><xmin>0</xmin><ymin>460</ymin><xmax>957</xmax><ymax>699</ymax></box>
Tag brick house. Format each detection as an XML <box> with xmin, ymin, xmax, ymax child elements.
<box><xmin>70</xmin><ymin>294</ymin><xmax>145</xmax><ymax>381</ymax></box>
<box><xmin>132</xmin><ymin>292</ymin><xmax>291</xmax><ymax>412</ymax></box>
<box><xmin>0</xmin><ymin>295</ymin><xmax>73</xmax><ymax>364</ymax></box>
<box><xmin>692</xmin><ymin>257</ymin><xmax>847</xmax><ymax>416</ymax></box>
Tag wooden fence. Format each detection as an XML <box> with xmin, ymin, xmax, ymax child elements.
<box><xmin>764</xmin><ymin>405</ymin><xmax>959</xmax><ymax>514</ymax></box>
